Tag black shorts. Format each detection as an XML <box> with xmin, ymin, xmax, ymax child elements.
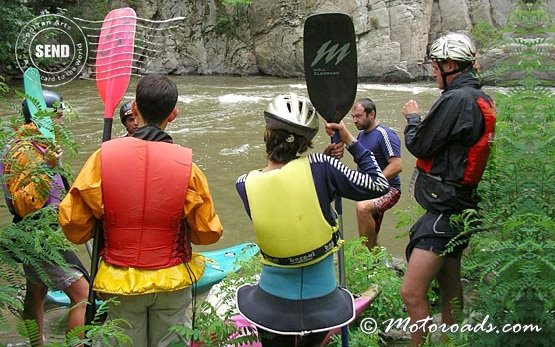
<box><xmin>406</xmin><ymin>212</ymin><xmax>470</xmax><ymax>260</ymax></box>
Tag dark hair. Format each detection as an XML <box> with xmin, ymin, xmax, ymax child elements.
<box><xmin>264</xmin><ymin>127</ymin><xmax>312</xmax><ymax>164</ymax></box>
<box><xmin>135</xmin><ymin>74</ymin><xmax>178</xmax><ymax>125</ymax></box>
<box><xmin>355</xmin><ymin>98</ymin><xmax>376</xmax><ymax>118</ymax></box>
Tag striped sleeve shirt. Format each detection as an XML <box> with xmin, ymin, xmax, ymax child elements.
<box><xmin>236</xmin><ymin>141</ymin><xmax>389</xmax><ymax>225</ymax></box>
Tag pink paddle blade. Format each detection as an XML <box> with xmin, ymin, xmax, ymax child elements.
<box><xmin>85</xmin><ymin>7</ymin><xmax>136</xmax><ymax>325</ymax></box>
<box><xmin>95</xmin><ymin>7</ymin><xmax>136</xmax><ymax>119</ymax></box>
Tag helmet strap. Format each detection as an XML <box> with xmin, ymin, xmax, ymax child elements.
<box><xmin>436</xmin><ymin>62</ymin><xmax>449</xmax><ymax>90</ymax></box>
<box><xmin>437</xmin><ymin>60</ymin><xmax>472</xmax><ymax>90</ymax></box>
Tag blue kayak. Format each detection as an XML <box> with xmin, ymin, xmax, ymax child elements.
<box><xmin>46</xmin><ymin>242</ymin><xmax>259</xmax><ymax>306</ymax></box>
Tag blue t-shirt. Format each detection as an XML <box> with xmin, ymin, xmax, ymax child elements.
<box><xmin>357</xmin><ymin>124</ymin><xmax>401</xmax><ymax>189</ymax></box>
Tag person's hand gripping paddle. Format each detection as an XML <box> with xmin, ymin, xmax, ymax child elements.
<box><xmin>85</xmin><ymin>7</ymin><xmax>136</xmax><ymax>327</ymax></box>
<box><xmin>303</xmin><ymin>13</ymin><xmax>357</xmax><ymax>347</ymax></box>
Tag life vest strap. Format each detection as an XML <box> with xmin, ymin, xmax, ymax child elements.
<box><xmin>261</xmin><ymin>231</ymin><xmax>340</xmax><ymax>266</ymax></box>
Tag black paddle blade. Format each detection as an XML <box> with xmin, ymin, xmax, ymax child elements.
<box><xmin>304</xmin><ymin>13</ymin><xmax>357</xmax><ymax>124</ymax></box>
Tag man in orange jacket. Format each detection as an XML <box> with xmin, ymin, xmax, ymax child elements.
<box><xmin>59</xmin><ymin>74</ymin><xmax>223</xmax><ymax>346</ymax></box>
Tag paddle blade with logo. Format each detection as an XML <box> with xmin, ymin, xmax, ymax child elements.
<box><xmin>304</xmin><ymin>13</ymin><xmax>357</xmax><ymax>123</ymax></box>
<box><xmin>23</xmin><ymin>67</ymin><xmax>55</xmax><ymax>141</ymax></box>
<box><xmin>303</xmin><ymin>14</ymin><xmax>357</xmax><ymax>347</ymax></box>
<box><xmin>95</xmin><ymin>7</ymin><xmax>136</xmax><ymax>140</ymax></box>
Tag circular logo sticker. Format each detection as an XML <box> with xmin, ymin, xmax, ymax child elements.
<box><xmin>15</xmin><ymin>14</ymin><xmax>88</xmax><ymax>87</ymax></box>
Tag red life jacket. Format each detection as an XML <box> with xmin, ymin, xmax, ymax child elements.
<box><xmin>416</xmin><ymin>95</ymin><xmax>496</xmax><ymax>186</ymax></box>
<box><xmin>101</xmin><ymin>137</ymin><xmax>192</xmax><ymax>269</ymax></box>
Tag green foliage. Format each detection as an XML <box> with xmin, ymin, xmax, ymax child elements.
<box><xmin>0</xmin><ymin>77</ymin><xmax>8</xmax><ymax>96</ymax></box>
<box><xmin>441</xmin><ymin>210</ymin><xmax>480</xmax><ymax>257</ymax></box>
<box><xmin>343</xmin><ymin>239</ymin><xmax>409</xmax><ymax>344</ymax></box>
<box><xmin>64</xmin><ymin>0</ymin><xmax>111</xmax><ymax>22</ymax></box>
<box><xmin>8</xmin><ymin>297</ymin><xmax>132</xmax><ymax>346</ymax></box>
<box><xmin>471</xmin><ymin>21</ymin><xmax>503</xmax><ymax>52</ymax></box>
<box><xmin>0</xmin><ymin>207</ymin><xmax>73</xmax><ymax>285</ymax></box>
<box><xmin>442</xmin><ymin>2</ymin><xmax>555</xmax><ymax>346</ymax></box>
<box><xmin>328</xmin><ymin>327</ymin><xmax>381</xmax><ymax>347</ymax></box>
<box><xmin>170</xmin><ymin>255</ymin><xmax>261</xmax><ymax>346</ymax></box>
<box><xmin>78</xmin><ymin>298</ymin><xmax>133</xmax><ymax>346</ymax></box>
<box><xmin>506</xmin><ymin>0</ymin><xmax>555</xmax><ymax>36</ymax></box>
<box><xmin>17</xmin><ymin>319</ymin><xmax>43</xmax><ymax>346</ymax></box>
<box><xmin>215</xmin><ymin>12</ymin><xmax>233</xmax><ymax>35</ymax></box>
<box><xmin>221</xmin><ymin>0</ymin><xmax>253</xmax><ymax>6</ymax></box>
<box><xmin>169</xmin><ymin>301</ymin><xmax>259</xmax><ymax>347</ymax></box>
<box><xmin>24</xmin><ymin>0</ymin><xmax>68</xmax><ymax>14</ymax></box>
<box><xmin>344</xmin><ymin>241</ymin><xmax>405</xmax><ymax>317</ymax></box>
<box><xmin>0</xmin><ymin>2</ymin><xmax>34</xmax><ymax>76</ymax></box>
<box><xmin>394</xmin><ymin>203</ymin><xmax>425</xmax><ymax>230</ymax></box>
<box><xmin>1</xmin><ymin>90</ymin><xmax>79</xmax><ymax>201</ymax></box>
<box><xmin>0</xmin><ymin>80</ymin><xmax>120</xmax><ymax>345</ymax></box>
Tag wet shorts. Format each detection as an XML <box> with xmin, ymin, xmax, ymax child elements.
<box><xmin>405</xmin><ymin>212</ymin><xmax>470</xmax><ymax>260</ymax></box>
<box><xmin>370</xmin><ymin>187</ymin><xmax>401</xmax><ymax>233</ymax></box>
<box><xmin>23</xmin><ymin>257</ymin><xmax>85</xmax><ymax>290</ymax></box>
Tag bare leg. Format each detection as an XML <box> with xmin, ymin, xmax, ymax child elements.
<box><xmin>356</xmin><ymin>200</ymin><xmax>378</xmax><ymax>250</ymax></box>
<box><xmin>401</xmin><ymin>248</ymin><xmax>444</xmax><ymax>346</ymax></box>
<box><xmin>63</xmin><ymin>276</ymin><xmax>89</xmax><ymax>338</ymax></box>
<box><xmin>437</xmin><ymin>254</ymin><xmax>463</xmax><ymax>325</ymax></box>
<box><xmin>23</xmin><ymin>279</ymin><xmax>47</xmax><ymax>346</ymax></box>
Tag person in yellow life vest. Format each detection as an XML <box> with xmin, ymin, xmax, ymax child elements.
<box><xmin>235</xmin><ymin>93</ymin><xmax>390</xmax><ymax>347</ymax></box>
<box><xmin>58</xmin><ymin>74</ymin><xmax>223</xmax><ymax>346</ymax></box>
<box><xmin>1</xmin><ymin>90</ymin><xmax>89</xmax><ymax>346</ymax></box>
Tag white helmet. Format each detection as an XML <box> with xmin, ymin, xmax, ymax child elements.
<box><xmin>429</xmin><ymin>33</ymin><xmax>476</xmax><ymax>63</ymax></box>
<box><xmin>264</xmin><ymin>93</ymin><xmax>319</xmax><ymax>140</ymax></box>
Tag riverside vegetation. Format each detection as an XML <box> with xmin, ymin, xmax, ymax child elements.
<box><xmin>0</xmin><ymin>1</ymin><xmax>553</xmax><ymax>346</ymax></box>
<box><xmin>0</xmin><ymin>83</ymin><xmax>131</xmax><ymax>345</ymax></box>
<box><xmin>441</xmin><ymin>2</ymin><xmax>555</xmax><ymax>346</ymax></box>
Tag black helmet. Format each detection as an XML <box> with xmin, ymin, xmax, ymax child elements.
<box><xmin>119</xmin><ymin>101</ymin><xmax>133</xmax><ymax>125</ymax></box>
<box><xmin>22</xmin><ymin>90</ymin><xmax>63</xmax><ymax>123</ymax></box>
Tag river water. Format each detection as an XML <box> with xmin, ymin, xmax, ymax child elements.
<box><xmin>0</xmin><ymin>75</ymin><xmax>443</xmax><ymax>260</ymax></box>
<box><xmin>0</xmin><ymin>75</ymin><xmax>445</xmax><ymax>343</ymax></box>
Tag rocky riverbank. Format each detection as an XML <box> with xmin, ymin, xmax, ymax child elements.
<box><xmin>123</xmin><ymin>0</ymin><xmax>538</xmax><ymax>82</ymax></box>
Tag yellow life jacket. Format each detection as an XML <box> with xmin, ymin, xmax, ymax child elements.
<box><xmin>245</xmin><ymin>156</ymin><xmax>340</xmax><ymax>268</ymax></box>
